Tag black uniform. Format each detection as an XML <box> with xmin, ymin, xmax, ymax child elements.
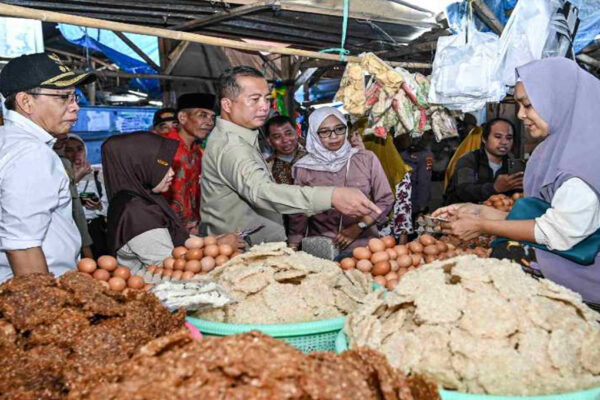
<box><xmin>445</xmin><ymin>148</ymin><xmax>514</xmax><ymax>204</ymax></box>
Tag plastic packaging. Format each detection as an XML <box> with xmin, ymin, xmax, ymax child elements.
<box><xmin>150</xmin><ymin>280</ymin><xmax>237</xmax><ymax>312</ymax></box>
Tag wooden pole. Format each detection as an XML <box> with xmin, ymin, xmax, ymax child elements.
<box><xmin>0</xmin><ymin>3</ymin><xmax>432</xmax><ymax>69</ymax></box>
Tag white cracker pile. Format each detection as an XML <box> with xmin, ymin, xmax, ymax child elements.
<box><xmin>193</xmin><ymin>242</ymin><xmax>373</xmax><ymax>324</ymax></box>
<box><xmin>345</xmin><ymin>255</ymin><xmax>600</xmax><ymax>396</ymax></box>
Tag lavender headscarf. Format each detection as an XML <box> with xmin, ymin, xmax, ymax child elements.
<box><xmin>293</xmin><ymin>107</ymin><xmax>358</xmax><ymax>175</ymax></box>
<box><xmin>517</xmin><ymin>58</ymin><xmax>600</xmax><ymax>199</ymax></box>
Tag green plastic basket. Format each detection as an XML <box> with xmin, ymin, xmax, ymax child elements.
<box><xmin>186</xmin><ymin>315</ymin><xmax>345</xmax><ymax>353</ymax></box>
<box><xmin>335</xmin><ymin>330</ymin><xmax>600</xmax><ymax>400</ymax></box>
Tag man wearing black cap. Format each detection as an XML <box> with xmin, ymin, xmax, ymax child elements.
<box><xmin>163</xmin><ymin>93</ymin><xmax>216</xmax><ymax>234</ymax></box>
<box><xmin>0</xmin><ymin>52</ymin><xmax>95</xmax><ymax>281</ymax></box>
<box><xmin>151</xmin><ymin>107</ymin><xmax>179</xmax><ymax>136</ymax></box>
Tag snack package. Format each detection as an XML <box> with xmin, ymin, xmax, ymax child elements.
<box><xmin>335</xmin><ymin>62</ymin><xmax>366</xmax><ymax>116</ymax></box>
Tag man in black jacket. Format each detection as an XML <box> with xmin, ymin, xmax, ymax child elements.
<box><xmin>445</xmin><ymin>118</ymin><xmax>523</xmax><ymax>204</ymax></box>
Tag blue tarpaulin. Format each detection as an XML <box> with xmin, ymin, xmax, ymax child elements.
<box><xmin>445</xmin><ymin>0</ymin><xmax>600</xmax><ymax>53</ymax></box>
<box><xmin>58</xmin><ymin>24</ymin><xmax>161</xmax><ymax>96</ymax></box>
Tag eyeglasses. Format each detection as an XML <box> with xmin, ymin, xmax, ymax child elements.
<box><xmin>317</xmin><ymin>125</ymin><xmax>347</xmax><ymax>138</ymax></box>
<box><xmin>27</xmin><ymin>91</ymin><xmax>80</xmax><ymax>104</ymax></box>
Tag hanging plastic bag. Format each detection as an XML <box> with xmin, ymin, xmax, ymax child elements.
<box><xmin>428</xmin><ymin>21</ymin><xmax>504</xmax><ymax>112</ymax></box>
<box><xmin>494</xmin><ymin>0</ymin><xmax>556</xmax><ymax>88</ymax></box>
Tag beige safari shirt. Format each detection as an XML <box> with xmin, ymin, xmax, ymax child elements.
<box><xmin>200</xmin><ymin>118</ymin><xmax>334</xmax><ymax>244</ymax></box>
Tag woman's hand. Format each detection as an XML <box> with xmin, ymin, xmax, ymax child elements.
<box><xmin>441</xmin><ymin>214</ymin><xmax>483</xmax><ymax>241</ymax></box>
<box><xmin>216</xmin><ymin>233</ymin><xmax>246</xmax><ymax>250</ymax></box>
<box><xmin>288</xmin><ymin>242</ymin><xmax>299</xmax><ymax>251</ymax></box>
<box><xmin>73</xmin><ymin>161</ymin><xmax>92</xmax><ymax>183</ymax></box>
<box><xmin>334</xmin><ymin>224</ymin><xmax>363</xmax><ymax>249</ymax></box>
<box><xmin>83</xmin><ymin>198</ymin><xmax>102</xmax><ymax>210</ymax></box>
<box><xmin>431</xmin><ymin>203</ymin><xmax>481</xmax><ymax>219</ymax></box>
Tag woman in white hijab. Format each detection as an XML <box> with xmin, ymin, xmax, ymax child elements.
<box><xmin>289</xmin><ymin>107</ymin><xmax>394</xmax><ymax>251</ymax></box>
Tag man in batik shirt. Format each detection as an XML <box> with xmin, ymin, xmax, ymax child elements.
<box><xmin>163</xmin><ymin>93</ymin><xmax>215</xmax><ymax>234</ymax></box>
<box><xmin>264</xmin><ymin>115</ymin><xmax>306</xmax><ymax>184</ymax></box>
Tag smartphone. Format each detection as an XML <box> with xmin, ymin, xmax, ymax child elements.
<box><xmin>80</xmin><ymin>192</ymin><xmax>99</xmax><ymax>202</ymax></box>
<box><xmin>507</xmin><ymin>159</ymin><xmax>526</xmax><ymax>175</ymax></box>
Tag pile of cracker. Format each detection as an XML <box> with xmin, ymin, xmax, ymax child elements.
<box><xmin>345</xmin><ymin>255</ymin><xmax>600</xmax><ymax>396</ymax></box>
<box><xmin>68</xmin><ymin>329</ymin><xmax>440</xmax><ymax>400</ymax></box>
<box><xmin>193</xmin><ymin>242</ymin><xmax>373</xmax><ymax>324</ymax></box>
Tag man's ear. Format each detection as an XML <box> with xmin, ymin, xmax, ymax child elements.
<box><xmin>220</xmin><ymin>98</ymin><xmax>232</xmax><ymax>114</ymax></box>
<box><xmin>15</xmin><ymin>92</ymin><xmax>34</xmax><ymax>115</ymax></box>
<box><xmin>177</xmin><ymin>110</ymin><xmax>187</xmax><ymax>125</ymax></box>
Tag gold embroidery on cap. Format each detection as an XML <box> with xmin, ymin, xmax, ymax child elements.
<box><xmin>42</xmin><ymin>73</ymin><xmax>92</xmax><ymax>87</ymax></box>
<box><xmin>41</xmin><ymin>71</ymin><xmax>76</xmax><ymax>85</ymax></box>
<box><xmin>157</xmin><ymin>159</ymin><xmax>169</xmax><ymax>166</ymax></box>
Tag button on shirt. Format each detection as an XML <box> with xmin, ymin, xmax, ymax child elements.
<box><xmin>200</xmin><ymin>118</ymin><xmax>334</xmax><ymax>244</ymax></box>
<box><xmin>162</xmin><ymin>129</ymin><xmax>202</xmax><ymax>224</ymax></box>
<box><xmin>0</xmin><ymin>111</ymin><xmax>80</xmax><ymax>282</ymax></box>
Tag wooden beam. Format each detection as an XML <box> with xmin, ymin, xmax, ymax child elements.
<box><xmin>164</xmin><ymin>41</ymin><xmax>189</xmax><ymax>75</ymax></box>
<box><xmin>472</xmin><ymin>0</ymin><xmax>504</xmax><ymax>35</ymax></box>
<box><xmin>45</xmin><ymin>46</ymin><xmax>117</xmax><ymax>70</ymax></box>
<box><xmin>258</xmin><ymin>53</ymin><xmax>282</xmax><ymax>78</ymax></box>
<box><xmin>0</xmin><ymin>3</ymin><xmax>432</xmax><ymax>69</ymax></box>
<box><xmin>97</xmin><ymin>70</ymin><xmax>217</xmax><ymax>82</ymax></box>
<box><xmin>383</xmin><ymin>40</ymin><xmax>437</xmax><ymax>59</ymax></box>
<box><xmin>577</xmin><ymin>54</ymin><xmax>600</xmax><ymax>69</ymax></box>
<box><xmin>114</xmin><ymin>30</ymin><xmax>161</xmax><ymax>72</ymax></box>
<box><xmin>170</xmin><ymin>1</ymin><xmax>278</xmax><ymax>31</ymax></box>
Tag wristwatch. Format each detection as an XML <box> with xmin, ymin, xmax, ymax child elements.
<box><xmin>357</xmin><ymin>221</ymin><xmax>368</xmax><ymax>230</ymax></box>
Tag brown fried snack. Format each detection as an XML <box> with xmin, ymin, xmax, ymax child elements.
<box><xmin>68</xmin><ymin>331</ymin><xmax>440</xmax><ymax>400</ymax></box>
<box><xmin>0</xmin><ymin>271</ymin><xmax>184</xmax><ymax>400</ymax></box>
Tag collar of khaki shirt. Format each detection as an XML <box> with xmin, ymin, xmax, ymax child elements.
<box><xmin>4</xmin><ymin>110</ymin><xmax>57</xmax><ymax>148</ymax></box>
<box><xmin>215</xmin><ymin>117</ymin><xmax>258</xmax><ymax>147</ymax></box>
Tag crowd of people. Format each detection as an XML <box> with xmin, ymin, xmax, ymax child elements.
<box><xmin>0</xmin><ymin>52</ymin><xmax>598</xmax><ymax>310</ymax></box>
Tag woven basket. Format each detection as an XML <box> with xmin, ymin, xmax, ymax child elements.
<box><xmin>186</xmin><ymin>316</ymin><xmax>345</xmax><ymax>353</ymax></box>
<box><xmin>335</xmin><ymin>331</ymin><xmax>600</xmax><ymax>400</ymax></box>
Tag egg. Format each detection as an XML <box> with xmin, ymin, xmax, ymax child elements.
<box><xmin>97</xmin><ymin>255</ymin><xmax>118</xmax><ymax>271</ymax></box>
<box><xmin>92</xmin><ymin>269</ymin><xmax>110</xmax><ymax>281</ymax></box>
<box><xmin>185</xmin><ymin>248</ymin><xmax>203</xmax><ymax>261</ymax></box>
<box><xmin>385</xmin><ymin>271</ymin><xmax>398</xmax><ymax>281</ymax></box>
<box><xmin>162</xmin><ymin>269</ymin><xmax>173</xmax><ymax>278</ymax></box>
<box><xmin>215</xmin><ymin>254</ymin><xmax>229</xmax><ymax>266</ymax></box>
<box><xmin>423</xmin><ymin>245</ymin><xmax>440</xmax><ymax>256</ymax></box>
<box><xmin>389</xmin><ymin>260</ymin><xmax>399</xmax><ymax>272</ymax></box>
<box><xmin>127</xmin><ymin>275</ymin><xmax>145</xmax><ymax>289</ymax></box>
<box><xmin>381</xmin><ymin>236</ymin><xmax>396</xmax><ymax>248</ymax></box>
<box><xmin>386</xmin><ymin>279</ymin><xmax>399</xmax><ymax>290</ymax></box>
<box><xmin>372</xmin><ymin>261</ymin><xmax>390</xmax><ymax>276</ymax></box>
<box><xmin>352</xmin><ymin>247</ymin><xmax>371</xmax><ymax>260</ymax></box>
<box><xmin>163</xmin><ymin>257</ymin><xmax>175</xmax><ymax>270</ymax></box>
<box><xmin>394</xmin><ymin>245</ymin><xmax>409</xmax><ymax>256</ymax></box>
<box><xmin>172</xmin><ymin>246</ymin><xmax>188</xmax><ymax>259</ymax></box>
<box><xmin>339</xmin><ymin>258</ymin><xmax>356</xmax><ymax>270</ymax></box>
<box><xmin>446</xmin><ymin>242</ymin><xmax>456</xmax><ymax>251</ymax></box>
<box><xmin>356</xmin><ymin>259</ymin><xmax>373</xmax><ymax>272</ymax></box>
<box><xmin>397</xmin><ymin>254</ymin><xmax>413</xmax><ymax>268</ymax></box>
<box><xmin>385</xmin><ymin>248</ymin><xmax>398</xmax><ymax>260</ymax></box>
<box><xmin>408</xmin><ymin>241</ymin><xmax>424</xmax><ymax>253</ymax></box>
<box><xmin>218</xmin><ymin>244</ymin><xmax>234</xmax><ymax>257</ymax></box>
<box><xmin>231</xmin><ymin>251</ymin><xmax>242</xmax><ymax>258</ymax></box>
<box><xmin>424</xmin><ymin>255</ymin><xmax>437</xmax><ymax>264</ymax></box>
<box><xmin>373</xmin><ymin>276</ymin><xmax>387</xmax><ymax>286</ymax></box>
<box><xmin>398</xmin><ymin>267</ymin><xmax>409</xmax><ymax>276</ymax></box>
<box><xmin>185</xmin><ymin>236</ymin><xmax>204</xmax><ymax>249</ymax></box>
<box><xmin>185</xmin><ymin>260</ymin><xmax>202</xmax><ymax>273</ymax></box>
<box><xmin>98</xmin><ymin>280</ymin><xmax>110</xmax><ymax>290</ymax></box>
<box><xmin>368</xmin><ymin>238</ymin><xmax>386</xmax><ymax>253</ymax></box>
<box><xmin>204</xmin><ymin>236</ymin><xmax>217</xmax><ymax>246</ymax></box>
<box><xmin>446</xmin><ymin>250</ymin><xmax>458</xmax><ymax>258</ymax></box>
<box><xmin>147</xmin><ymin>265</ymin><xmax>157</xmax><ymax>273</ymax></box>
<box><xmin>144</xmin><ymin>284</ymin><xmax>154</xmax><ymax>291</ymax></box>
<box><xmin>436</xmin><ymin>242</ymin><xmax>448</xmax><ymax>253</ymax></box>
<box><xmin>371</xmin><ymin>251</ymin><xmax>389</xmax><ymax>264</ymax></box>
<box><xmin>108</xmin><ymin>276</ymin><xmax>126</xmax><ymax>292</ymax></box>
<box><xmin>77</xmin><ymin>258</ymin><xmax>97</xmax><ymax>274</ymax></box>
<box><xmin>410</xmin><ymin>254</ymin><xmax>423</xmax><ymax>267</ymax></box>
<box><xmin>419</xmin><ymin>234</ymin><xmax>436</xmax><ymax>246</ymax></box>
<box><xmin>171</xmin><ymin>270</ymin><xmax>183</xmax><ymax>280</ymax></box>
<box><xmin>181</xmin><ymin>271</ymin><xmax>195</xmax><ymax>280</ymax></box>
<box><xmin>200</xmin><ymin>256</ymin><xmax>216</xmax><ymax>272</ymax></box>
<box><xmin>154</xmin><ymin>267</ymin><xmax>164</xmax><ymax>277</ymax></box>
<box><xmin>113</xmin><ymin>266</ymin><xmax>131</xmax><ymax>280</ymax></box>
<box><xmin>173</xmin><ymin>258</ymin><xmax>187</xmax><ymax>271</ymax></box>
<box><xmin>204</xmin><ymin>244</ymin><xmax>219</xmax><ymax>258</ymax></box>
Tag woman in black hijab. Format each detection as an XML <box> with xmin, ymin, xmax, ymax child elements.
<box><xmin>102</xmin><ymin>131</ymin><xmax>189</xmax><ymax>274</ymax></box>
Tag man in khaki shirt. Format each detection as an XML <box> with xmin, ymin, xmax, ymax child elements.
<box><xmin>201</xmin><ymin>66</ymin><xmax>381</xmax><ymax>244</ymax></box>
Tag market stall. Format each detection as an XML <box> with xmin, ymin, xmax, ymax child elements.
<box><xmin>1</xmin><ymin>1</ymin><xmax>600</xmax><ymax>400</ymax></box>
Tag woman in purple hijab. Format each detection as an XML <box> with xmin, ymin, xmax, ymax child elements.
<box><xmin>433</xmin><ymin>57</ymin><xmax>600</xmax><ymax>308</ymax></box>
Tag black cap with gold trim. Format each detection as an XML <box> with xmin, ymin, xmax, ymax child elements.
<box><xmin>0</xmin><ymin>52</ymin><xmax>96</xmax><ymax>97</ymax></box>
